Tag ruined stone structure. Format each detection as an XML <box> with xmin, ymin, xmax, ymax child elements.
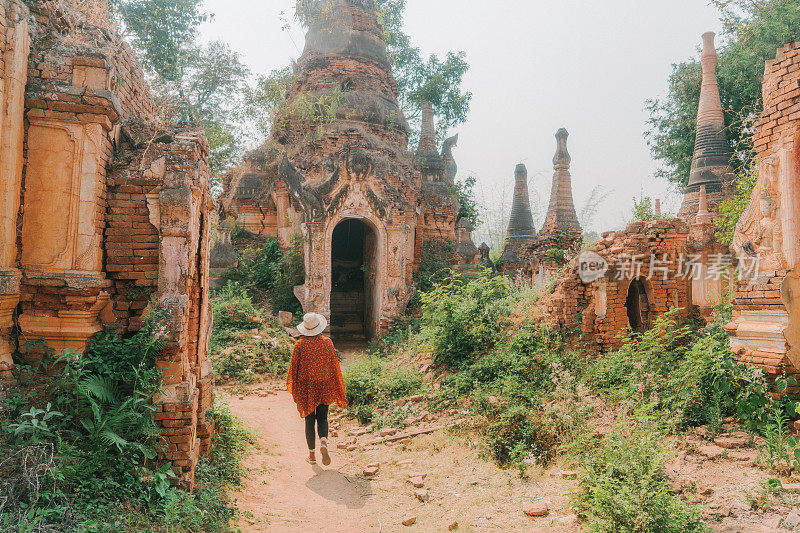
<box><xmin>728</xmin><ymin>41</ymin><xmax>800</xmax><ymax>378</ymax></box>
<box><xmin>220</xmin><ymin>0</ymin><xmax>475</xmax><ymax>338</ymax></box>
<box><xmin>0</xmin><ymin>0</ymin><xmax>214</xmax><ymax>489</ymax></box>
<box><xmin>536</xmin><ymin>33</ymin><xmax>734</xmax><ymax>349</ymax></box>
<box><xmin>545</xmin><ymin>219</ymin><xmax>693</xmax><ymax>351</ymax></box>
<box><xmin>500</xmin><ymin>163</ymin><xmax>538</xmax><ymax>268</ymax></box>
<box><xmin>526</xmin><ymin>129</ymin><xmax>583</xmax><ymax>285</ymax></box>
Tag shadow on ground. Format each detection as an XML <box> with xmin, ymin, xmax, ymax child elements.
<box><xmin>305</xmin><ymin>466</ymin><xmax>372</xmax><ymax>509</ymax></box>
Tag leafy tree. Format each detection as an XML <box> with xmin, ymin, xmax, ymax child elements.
<box><xmin>114</xmin><ymin>0</ymin><xmax>249</xmax><ymax>190</ymax></box>
<box><xmin>453</xmin><ymin>176</ymin><xmax>480</xmax><ymax>227</ymax></box>
<box><xmin>645</xmin><ymin>0</ymin><xmax>800</xmax><ymax>188</ymax></box>
<box><xmin>240</xmin><ymin>66</ymin><xmax>295</xmax><ymax>140</ymax></box>
<box><xmin>114</xmin><ymin>0</ymin><xmax>208</xmax><ymax>82</ymax></box>
<box><xmin>172</xmin><ymin>41</ymin><xmax>250</xmax><ymax>188</ymax></box>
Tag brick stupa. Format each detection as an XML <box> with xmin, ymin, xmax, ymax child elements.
<box><xmin>501</xmin><ymin>163</ymin><xmax>538</xmax><ymax>264</ymax></box>
<box><xmin>541</xmin><ymin>128</ymin><xmax>581</xmax><ymax>236</ymax></box>
<box><xmin>678</xmin><ymin>32</ymin><xmax>734</xmax><ymax>220</ymax></box>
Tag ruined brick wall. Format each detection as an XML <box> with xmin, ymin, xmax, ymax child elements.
<box><xmin>753</xmin><ymin>41</ymin><xmax>799</xmax><ymax>162</ymax></box>
<box><xmin>544</xmin><ymin>219</ymin><xmax>692</xmax><ymax>352</ymax></box>
<box><xmin>0</xmin><ymin>0</ymin><xmax>29</xmax><ymax>377</ymax></box>
<box><xmin>728</xmin><ymin>41</ymin><xmax>800</xmax><ymax>378</ymax></box>
<box><xmin>0</xmin><ymin>0</ymin><xmax>215</xmax><ymax>488</ymax></box>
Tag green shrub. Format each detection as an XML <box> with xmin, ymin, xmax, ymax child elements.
<box><xmin>223</xmin><ymin>234</ymin><xmax>305</xmax><ymax>315</ymax></box>
<box><xmin>211</xmin><ymin>281</ymin><xmax>261</xmax><ymax>333</ymax></box>
<box><xmin>414</xmin><ymin>239</ymin><xmax>455</xmax><ymax>294</ymax></box>
<box><xmin>586</xmin><ymin>308</ymin><xmax>789</xmax><ymax>433</ymax></box>
<box><xmin>419</xmin><ymin>272</ymin><xmax>511</xmax><ymax>369</ymax></box>
<box><xmin>573</xmin><ymin>424</ymin><xmax>707</xmax><ymax>533</ymax></box>
<box><xmin>485</xmin><ymin>404</ymin><xmax>558</xmax><ymax>470</ymax></box>
<box><xmin>342</xmin><ymin>357</ymin><xmax>424</xmax><ymax>408</ymax></box>
<box><xmin>2</xmin><ymin>324</ymin><xmax>249</xmax><ymax>532</ymax></box>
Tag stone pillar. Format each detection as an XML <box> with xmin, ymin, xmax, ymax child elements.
<box><xmin>18</xmin><ymin>104</ymin><xmax>114</xmax><ymax>356</ymax></box>
<box><xmin>0</xmin><ymin>0</ymin><xmax>29</xmax><ymax>377</ymax></box>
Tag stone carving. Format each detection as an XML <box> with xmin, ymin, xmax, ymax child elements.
<box><xmin>734</xmin><ymin>145</ymin><xmax>792</xmax><ymax>272</ymax></box>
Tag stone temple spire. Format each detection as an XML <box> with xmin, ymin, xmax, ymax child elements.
<box><xmin>414</xmin><ymin>101</ymin><xmax>446</xmax><ymax>180</ymax></box>
<box><xmin>501</xmin><ymin>163</ymin><xmax>538</xmax><ymax>262</ymax></box>
<box><xmin>541</xmin><ymin>128</ymin><xmax>581</xmax><ymax>235</ymax></box>
<box><xmin>679</xmin><ymin>32</ymin><xmax>733</xmax><ymax>218</ymax></box>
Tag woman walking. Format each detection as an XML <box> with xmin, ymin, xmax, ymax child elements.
<box><xmin>287</xmin><ymin>313</ymin><xmax>348</xmax><ymax>465</ymax></box>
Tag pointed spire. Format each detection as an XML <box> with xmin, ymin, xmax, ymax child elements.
<box><xmin>679</xmin><ymin>32</ymin><xmax>734</xmax><ymax>219</ymax></box>
<box><xmin>687</xmin><ymin>32</ymin><xmax>731</xmax><ymax>191</ymax></box>
<box><xmin>414</xmin><ymin>101</ymin><xmax>446</xmax><ymax>180</ymax></box>
<box><xmin>695</xmin><ymin>185</ymin><xmax>713</xmax><ymax>225</ymax></box>
<box><xmin>417</xmin><ymin>101</ymin><xmax>437</xmax><ymax>154</ymax></box>
<box><xmin>502</xmin><ymin>163</ymin><xmax>538</xmax><ymax>261</ymax></box>
<box><xmin>541</xmin><ymin>128</ymin><xmax>581</xmax><ymax>235</ymax></box>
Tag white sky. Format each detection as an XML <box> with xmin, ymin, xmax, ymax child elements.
<box><xmin>199</xmin><ymin>0</ymin><xmax>724</xmax><ymax>234</ymax></box>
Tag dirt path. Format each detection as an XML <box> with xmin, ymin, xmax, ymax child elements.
<box><xmin>229</xmin><ymin>389</ymin><xmax>378</xmax><ymax>532</ymax></box>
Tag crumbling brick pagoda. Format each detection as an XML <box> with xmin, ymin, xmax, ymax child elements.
<box><xmin>219</xmin><ymin>0</ymin><xmax>475</xmax><ymax>338</ymax></box>
<box><xmin>535</xmin><ymin>33</ymin><xmax>735</xmax><ymax>349</ymax></box>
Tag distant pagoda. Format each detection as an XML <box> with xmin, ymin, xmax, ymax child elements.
<box><xmin>540</xmin><ymin>128</ymin><xmax>581</xmax><ymax>236</ymax></box>
<box><xmin>501</xmin><ymin>163</ymin><xmax>538</xmax><ymax>263</ymax></box>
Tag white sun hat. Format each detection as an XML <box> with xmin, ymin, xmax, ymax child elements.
<box><xmin>296</xmin><ymin>313</ymin><xmax>328</xmax><ymax>336</ymax></box>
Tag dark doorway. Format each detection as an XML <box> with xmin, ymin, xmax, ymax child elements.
<box><xmin>626</xmin><ymin>278</ymin><xmax>651</xmax><ymax>332</ymax></box>
<box><xmin>330</xmin><ymin>219</ymin><xmax>377</xmax><ymax>342</ymax></box>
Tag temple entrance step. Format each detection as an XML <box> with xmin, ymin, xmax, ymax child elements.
<box><xmin>330</xmin><ymin>311</ymin><xmax>365</xmax><ymax>334</ymax></box>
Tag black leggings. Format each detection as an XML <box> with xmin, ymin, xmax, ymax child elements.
<box><xmin>304</xmin><ymin>404</ymin><xmax>329</xmax><ymax>450</ymax></box>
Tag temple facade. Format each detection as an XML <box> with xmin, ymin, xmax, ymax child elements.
<box><xmin>0</xmin><ymin>0</ymin><xmax>215</xmax><ymax>489</ymax></box>
<box><xmin>218</xmin><ymin>0</ymin><xmax>475</xmax><ymax>338</ymax></box>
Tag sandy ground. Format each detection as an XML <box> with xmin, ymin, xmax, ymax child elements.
<box><xmin>224</xmin><ymin>343</ymin><xmax>797</xmax><ymax>532</ymax></box>
<box><xmin>228</xmin><ymin>386</ymin><xmax>583</xmax><ymax>533</ymax></box>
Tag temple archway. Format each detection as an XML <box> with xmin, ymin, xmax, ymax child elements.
<box><xmin>330</xmin><ymin>218</ymin><xmax>378</xmax><ymax>342</ymax></box>
<box><xmin>626</xmin><ymin>277</ymin><xmax>651</xmax><ymax>332</ymax></box>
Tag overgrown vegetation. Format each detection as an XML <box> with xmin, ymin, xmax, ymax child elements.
<box><xmin>716</xmin><ymin>157</ymin><xmax>759</xmax><ymax>244</ymax></box>
<box><xmin>210</xmin><ymin>282</ymin><xmax>293</xmax><ymax>383</ymax></box>
<box><xmin>222</xmin><ymin>234</ymin><xmax>305</xmax><ymax>316</ymax></box>
<box><xmin>362</xmin><ymin>266</ymin><xmax>797</xmax><ymax>529</ymax></box>
<box><xmin>0</xmin><ymin>323</ymin><xmax>249</xmax><ymax>531</ymax></box>
<box><xmin>573</xmin><ymin>421</ymin><xmax>707</xmax><ymax>533</ymax></box>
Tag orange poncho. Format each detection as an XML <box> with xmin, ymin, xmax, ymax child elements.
<box><xmin>286</xmin><ymin>335</ymin><xmax>348</xmax><ymax>418</ymax></box>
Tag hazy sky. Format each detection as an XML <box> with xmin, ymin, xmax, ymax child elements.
<box><xmin>199</xmin><ymin>0</ymin><xmax>725</xmax><ymax>235</ymax></box>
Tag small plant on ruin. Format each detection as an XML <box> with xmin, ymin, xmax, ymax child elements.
<box><xmin>757</xmin><ymin>398</ymin><xmax>800</xmax><ymax>474</ymax></box>
<box><xmin>413</xmin><ymin>239</ymin><xmax>456</xmax><ymax>295</ymax></box>
<box><xmin>745</xmin><ymin>477</ymin><xmax>784</xmax><ymax>511</ymax></box>
<box><xmin>716</xmin><ymin>157</ymin><xmax>759</xmax><ymax>244</ymax></box>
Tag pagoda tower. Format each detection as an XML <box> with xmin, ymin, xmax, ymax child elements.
<box><xmin>678</xmin><ymin>32</ymin><xmax>734</xmax><ymax>219</ymax></box>
<box><xmin>541</xmin><ymin>128</ymin><xmax>581</xmax><ymax>236</ymax></box>
<box><xmin>501</xmin><ymin>163</ymin><xmax>538</xmax><ymax>263</ymax></box>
